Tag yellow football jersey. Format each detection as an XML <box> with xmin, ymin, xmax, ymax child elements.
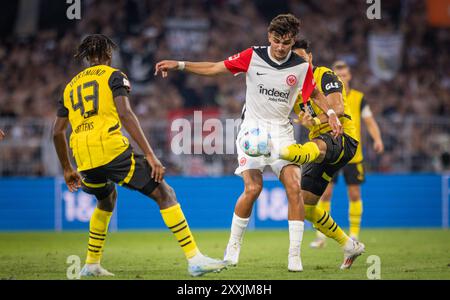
<box><xmin>347</xmin><ymin>89</ymin><xmax>367</xmax><ymax>163</ymax></box>
<box><xmin>294</xmin><ymin>66</ymin><xmax>358</xmax><ymax>142</ymax></box>
<box><xmin>57</xmin><ymin>65</ymin><xmax>131</xmax><ymax>171</ymax></box>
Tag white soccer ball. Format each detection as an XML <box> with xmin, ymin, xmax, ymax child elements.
<box><xmin>239</xmin><ymin>127</ymin><xmax>271</xmax><ymax>157</ymax></box>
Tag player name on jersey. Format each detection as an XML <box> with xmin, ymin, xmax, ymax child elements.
<box><xmin>74</xmin><ymin>121</ymin><xmax>94</xmax><ymax>134</ymax></box>
<box><xmin>68</xmin><ymin>67</ymin><xmax>107</xmax><ymax>88</ymax></box>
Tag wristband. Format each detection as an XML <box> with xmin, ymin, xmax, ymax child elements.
<box><xmin>312</xmin><ymin>117</ymin><xmax>321</xmax><ymax>126</ymax></box>
<box><xmin>326</xmin><ymin>109</ymin><xmax>336</xmax><ymax>117</ymax></box>
<box><xmin>177</xmin><ymin>61</ymin><xmax>185</xmax><ymax>71</ymax></box>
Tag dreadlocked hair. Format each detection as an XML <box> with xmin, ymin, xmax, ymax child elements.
<box><xmin>74</xmin><ymin>34</ymin><xmax>117</xmax><ymax>63</ymax></box>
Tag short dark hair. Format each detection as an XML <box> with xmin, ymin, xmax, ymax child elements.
<box><xmin>268</xmin><ymin>14</ymin><xmax>300</xmax><ymax>39</ymax></box>
<box><xmin>292</xmin><ymin>39</ymin><xmax>311</xmax><ymax>53</ymax></box>
<box><xmin>74</xmin><ymin>34</ymin><xmax>117</xmax><ymax>62</ymax></box>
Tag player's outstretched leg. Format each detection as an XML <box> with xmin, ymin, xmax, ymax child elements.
<box><xmin>150</xmin><ymin>181</ymin><xmax>227</xmax><ymax>277</ymax></box>
<box><xmin>224</xmin><ymin>170</ymin><xmax>262</xmax><ymax>266</ymax></box>
<box><xmin>279</xmin><ymin>142</ymin><xmax>321</xmax><ymax>165</ymax></box>
<box><xmin>80</xmin><ymin>187</ymin><xmax>117</xmax><ymax>277</ymax></box>
<box><xmin>304</xmin><ymin>202</ymin><xmax>365</xmax><ymax>269</ymax></box>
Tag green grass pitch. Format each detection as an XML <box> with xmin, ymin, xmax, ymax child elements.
<box><xmin>0</xmin><ymin>229</ymin><xmax>449</xmax><ymax>280</ymax></box>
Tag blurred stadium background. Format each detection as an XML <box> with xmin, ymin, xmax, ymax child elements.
<box><xmin>0</xmin><ymin>0</ymin><xmax>449</xmax><ymax>279</ymax></box>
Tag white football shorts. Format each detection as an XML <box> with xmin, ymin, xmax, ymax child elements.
<box><xmin>234</xmin><ymin>120</ymin><xmax>298</xmax><ymax>178</ymax></box>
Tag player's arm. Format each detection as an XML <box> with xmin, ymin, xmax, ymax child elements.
<box><xmin>155</xmin><ymin>48</ymin><xmax>253</xmax><ymax>78</ymax></box>
<box><xmin>361</xmin><ymin>101</ymin><xmax>384</xmax><ymax>153</ymax></box>
<box><xmin>297</xmin><ymin>66</ymin><xmax>342</xmax><ymax>137</ymax></box>
<box><xmin>112</xmin><ymin>91</ymin><xmax>165</xmax><ymax>182</ymax></box>
<box><xmin>310</xmin><ymin>71</ymin><xmax>345</xmax><ymax>118</ymax></box>
<box><xmin>154</xmin><ymin>60</ymin><xmax>228</xmax><ymax>77</ymax></box>
<box><xmin>110</xmin><ymin>70</ymin><xmax>165</xmax><ymax>182</ymax></box>
<box><xmin>309</xmin><ymin>88</ymin><xmax>343</xmax><ymax>137</ymax></box>
<box><xmin>0</xmin><ymin>129</ymin><xmax>5</xmax><ymax>141</ymax></box>
<box><xmin>53</xmin><ymin>116</ymin><xmax>81</xmax><ymax>192</ymax></box>
<box><xmin>311</xmin><ymin>71</ymin><xmax>346</xmax><ymax>136</ymax></box>
<box><xmin>310</xmin><ymin>89</ymin><xmax>345</xmax><ymax>119</ymax></box>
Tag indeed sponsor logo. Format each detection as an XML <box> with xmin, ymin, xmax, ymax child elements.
<box><xmin>258</xmin><ymin>84</ymin><xmax>290</xmax><ymax>103</ymax></box>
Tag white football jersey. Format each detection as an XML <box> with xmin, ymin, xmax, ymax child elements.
<box><xmin>224</xmin><ymin>46</ymin><xmax>316</xmax><ymax>126</ymax></box>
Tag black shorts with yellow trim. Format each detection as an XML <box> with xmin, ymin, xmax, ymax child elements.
<box><xmin>332</xmin><ymin>162</ymin><xmax>365</xmax><ymax>185</ymax></box>
<box><xmin>301</xmin><ymin>132</ymin><xmax>358</xmax><ymax>196</ymax></box>
<box><xmin>80</xmin><ymin>146</ymin><xmax>159</xmax><ymax>199</ymax></box>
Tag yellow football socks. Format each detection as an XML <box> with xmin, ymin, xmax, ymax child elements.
<box><xmin>318</xmin><ymin>199</ymin><xmax>331</xmax><ymax>213</ymax></box>
<box><xmin>280</xmin><ymin>142</ymin><xmax>320</xmax><ymax>165</ymax></box>
<box><xmin>349</xmin><ymin>199</ymin><xmax>363</xmax><ymax>239</ymax></box>
<box><xmin>161</xmin><ymin>203</ymin><xmax>199</xmax><ymax>259</ymax></box>
<box><xmin>86</xmin><ymin>207</ymin><xmax>112</xmax><ymax>264</ymax></box>
<box><xmin>316</xmin><ymin>200</ymin><xmax>331</xmax><ymax>239</ymax></box>
<box><xmin>305</xmin><ymin>204</ymin><xmax>349</xmax><ymax>246</ymax></box>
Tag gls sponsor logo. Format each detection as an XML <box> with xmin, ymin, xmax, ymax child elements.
<box><xmin>258</xmin><ymin>84</ymin><xmax>290</xmax><ymax>100</ymax></box>
<box><xmin>325</xmin><ymin>82</ymin><xmax>339</xmax><ymax>91</ymax></box>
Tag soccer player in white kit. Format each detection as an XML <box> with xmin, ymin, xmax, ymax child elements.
<box><xmin>155</xmin><ymin>14</ymin><xmax>342</xmax><ymax>272</ymax></box>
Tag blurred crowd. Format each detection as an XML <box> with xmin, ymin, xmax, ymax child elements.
<box><xmin>0</xmin><ymin>0</ymin><xmax>449</xmax><ymax>176</ymax></box>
